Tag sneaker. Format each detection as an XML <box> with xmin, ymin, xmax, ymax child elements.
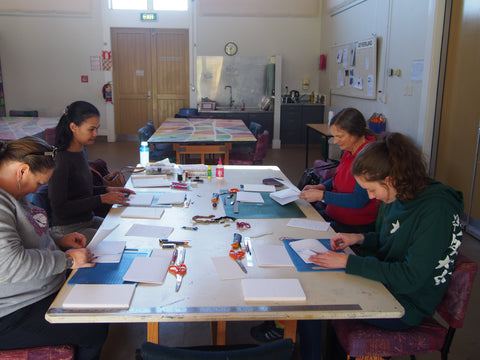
<box><xmin>250</xmin><ymin>321</ymin><xmax>284</xmax><ymax>343</ymax></box>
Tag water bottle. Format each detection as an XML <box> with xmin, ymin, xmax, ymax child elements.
<box><xmin>139</xmin><ymin>141</ymin><xmax>149</xmax><ymax>167</ymax></box>
<box><xmin>216</xmin><ymin>157</ymin><xmax>224</xmax><ymax>179</ymax></box>
<box><xmin>328</xmin><ymin>109</ymin><xmax>334</xmax><ymax>125</ymax></box>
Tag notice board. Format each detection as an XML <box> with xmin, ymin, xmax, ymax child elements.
<box><xmin>329</xmin><ymin>36</ymin><xmax>377</xmax><ymax>99</ymax></box>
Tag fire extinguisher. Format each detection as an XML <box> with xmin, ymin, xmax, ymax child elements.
<box><xmin>102</xmin><ymin>82</ymin><xmax>113</xmax><ymax>102</ymax></box>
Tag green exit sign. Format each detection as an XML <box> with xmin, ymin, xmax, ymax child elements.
<box><xmin>141</xmin><ymin>13</ymin><xmax>157</xmax><ymax>21</ymax></box>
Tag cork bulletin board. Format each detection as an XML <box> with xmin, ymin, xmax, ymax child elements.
<box><xmin>329</xmin><ymin>36</ymin><xmax>377</xmax><ymax>100</ymax></box>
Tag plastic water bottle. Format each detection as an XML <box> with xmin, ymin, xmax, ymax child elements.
<box><xmin>216</xmin><ymin>157</ymin><xmax>224</xmax><ymax>179</ymax></box>
<box><xmin>328</xmin><ymin>109</ymin><xmax>334</xmax><ymax>125</ymax></box>
<box><xmin>139</xmin><ymin>141</ymin><xmax>149</xmax><ymax>167</ymax></box>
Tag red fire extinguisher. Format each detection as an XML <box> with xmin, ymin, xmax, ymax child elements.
<box><xmin>102</xmin><ymin>82</ymin><xmax>112</xmax><ymax>102</ymax></box>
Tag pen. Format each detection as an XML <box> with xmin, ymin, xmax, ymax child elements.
<box><xmin>159</xmin><ymin>239</ymin><xmax>190</xmax><ymax>246</ymax></box>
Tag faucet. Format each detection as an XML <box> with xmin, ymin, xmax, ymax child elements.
<box><xmin>224</xmin><ymin>85</ymin><xmax>234</xmax><ymax>108</ymax></box>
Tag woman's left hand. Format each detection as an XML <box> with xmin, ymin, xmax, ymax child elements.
<box><xmin>106</xmin><ymin>187</ymin><xmax>136</xmax><ymax>195</ymax></box>
<box><xmin>59</xmin><ymin>232</ymin><xmax>87</xmax><ymax>250</ymax></box>
<box><xmin>308</xmin><ymin>251</ymin><xmax>349</xmax><ymax>269</ymax></box>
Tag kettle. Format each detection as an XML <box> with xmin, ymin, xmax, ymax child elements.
<box><xmin>290</xmin><ymin>90</ymin><xmax>300</xmax><ymax>98</ymax></box>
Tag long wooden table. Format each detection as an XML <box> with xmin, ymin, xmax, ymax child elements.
<box><xmin>46</xmin><ymin>165</ymin><xmax>403</xmax><ymax>345</ymax></box>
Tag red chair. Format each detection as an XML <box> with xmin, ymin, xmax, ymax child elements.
<box><xmin>0</xmin><ymin>344</ymin><xmax>74</xmax><ymax>359</ymax></box>
<box><xmin>330</xmin><ymin>253</ymin><xmax>478</xmax><ymax>360</ymax></box>
<box><xmin>44</xmin><ymin>127</ymin><xmax>56</xmax><ymax>146</ymax></box>
<box><xmin>230</xmin><ymin>130</ymin><xmax>269</xmax><ymax>165</ymax></box>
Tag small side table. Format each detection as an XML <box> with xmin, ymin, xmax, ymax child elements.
<box><xmin>305</xmin><ymin>123</ymin><xmax>333</xmax><ymax>168</ymax></box>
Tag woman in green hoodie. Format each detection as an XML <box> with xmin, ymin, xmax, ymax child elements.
<box><xmin>299</xmin><ymin>132</ymin><xmax>464</xmax><ymax>360</ymax></box>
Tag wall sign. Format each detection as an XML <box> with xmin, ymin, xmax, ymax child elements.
<box><xmin>141</xmin><ymin>13</ymin><xmax>157</xmax><ymax>21</ymax></box>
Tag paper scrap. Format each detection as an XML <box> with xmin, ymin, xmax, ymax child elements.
<box><xmin>253</xmin><ymin>244</ymin><xmax>294</xmax><ymax>267</ymax></box>
<box><xmin>127</xmin><ymin>193</ymin><xmax>154</xmax><ymax>206</ymax></box>
<box><xmin>236</xmin><ymin>191</ymin><xmax>264</xmax><ymax>203</ymax></box>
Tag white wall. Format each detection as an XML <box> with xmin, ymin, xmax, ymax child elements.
<box><xmin>318</xmin><ymin>0</ymin><xmax>444</xmax><ymax>160</ymax></box>
<box><xmin>0</xmin><ymin>1</ymin><xmax>106</xmax><ymax>122</ymax></box>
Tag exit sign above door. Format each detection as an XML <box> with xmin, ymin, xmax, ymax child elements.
<box><xmin>140</xmin><ymin>13</ymin><xmax>157</xmax><ymax>21</ymax></box>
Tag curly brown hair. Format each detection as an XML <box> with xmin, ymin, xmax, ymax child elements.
<box><xmin>351</xmin><ymin>132</ymin><xmax>430</xmax><ymax>201</ymax></box>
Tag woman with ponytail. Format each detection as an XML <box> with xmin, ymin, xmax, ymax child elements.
<box><xmin>299</xmin><ymin>132</ymin><xmax>464</xmax><ymax>359</ymax></box>
<box><xmin>49</xmin><ymin>101</ymin><xmax>134</xmax><ymax>243</ymax></box>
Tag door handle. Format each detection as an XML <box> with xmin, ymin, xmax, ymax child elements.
<box><xmin>147</xmin><ymin>91</ymin><xmax>152</xmax><ymax>99</ymax></box>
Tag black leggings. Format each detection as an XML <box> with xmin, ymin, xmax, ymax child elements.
<box><xmin>0</xmin><ymin>292</ymin><xmax>109</xmax><ymax>360</ymax></box>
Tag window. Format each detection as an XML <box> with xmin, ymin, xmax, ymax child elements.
<box><xmin>110</xmin><ymin>0</ymin><xmax>188</xmax><ymax>11</ymax></box>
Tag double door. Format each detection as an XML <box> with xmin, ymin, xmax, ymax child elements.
<box><xmin>111</xmin><ymin>28</ymin><xmax>189</xmax><ymax>137</ymax></box>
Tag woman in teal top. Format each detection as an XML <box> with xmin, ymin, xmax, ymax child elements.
<box><xmin>299</xmin><ymin>132</ymin><xmax>464</xmax><ymax>360</ymax></box>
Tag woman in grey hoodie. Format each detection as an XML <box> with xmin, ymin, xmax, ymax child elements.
<box><xmin>0</xmin><ymin>136</ymin><xmax>108</xmax><ymax>360</ymax></box>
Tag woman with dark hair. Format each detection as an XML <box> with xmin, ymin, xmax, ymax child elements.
<box><xmin>299</xmin><ymin>132</ymin><xmax>464</xmax><ymax>359</ymax></box>
<box><xmin>0</xmin><ymin>136</ymin><xmax>108</xmax><ymax>360</ymax></box>
<box><xmin>49</xmin><ymin>101</ymin><xmax>134</xmax><ymax>243</ymax></box>
<box><xmin>299</xmin><ymin>107</ymin><xmax>379</xmax><ymax>233</ymax></box>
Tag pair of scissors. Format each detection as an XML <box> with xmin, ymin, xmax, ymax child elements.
<box><xmin>169</xmin><ymin>247</ymin><xmax>186</xmax><ymax>292</ymax></box>
<box><xmin>229</xmin><ymin>249</ymin><xmax>247</xmax><ymax>273</ymax></box>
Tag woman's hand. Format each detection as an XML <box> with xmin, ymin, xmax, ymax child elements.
<box><xmin>58</xmin><ymin>232</ymin><xmax>87</xmax><ymax>250</ymax></box>
<box><xmin>66</xmin><ymin>249</ymin><xmax>96</xmax><ymax>269</ymax></box>
<box><xmin>100</xmin><ymin>191</ymin><xmax>131</xmax><ymax>205</ymax></box>
<box><xmin>308</xmin><ymin>251</ymin><xmax>349</xmax><ymax>269</ymax></box>
<box><xmin>299</xmin><ymin>189</ymin><xmax>325</xmax><ymax>202</ymax></box>
<box><xmin>330</xmin><ymin>233</ymin><xmax>364</xmax><ymax>251</ymax></box>
<box><xmin>303</xmin><ymin>184</ymin><xmax>326</xmax><ymax>191</ymax></box>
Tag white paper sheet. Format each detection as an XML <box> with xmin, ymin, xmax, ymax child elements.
<box><xmin>125</xmin><ymin>223</ymin><xmax>174</xmax><ymax>238</ymax></box>
<box><xmin>253</xmin><ymin>244</ymin><xmax>294</xmax><ymax>267</ymax></box>
<box><xmin>87</xmin><ymin>224</ymin><xmax>119</xmax><ymax>250</ymax></box>
<box><xmin>241</xmin><ymin>279</ymin><xmax>306</xmax><ymax>302</ymax></box>
<box><xmin>269</xmin><ymin>188</ymin><xmax>300</xmax><ymax>205</ymax></box>
<box><xmin>288</xmin><ymin>238</ymin><xmax>329</xmax><ymax>263</ymax></box>
<box><xmin>126</xmin><ymin>193</ymin><xmax>154</xmax><ymax>206</ymax></box>
<box><xmin>131</xmin><ymin>175</ymin><xmax>171</xmax><ymax>188</ymax></box>
<box><xmin>121</xmin><ymin>207</ymin><xmax>164</xmax><ymax>219</ymax></box>
<box><xmin>236</xmin><ymin>191</ymin><xmax>264</xmax><ymax>203</ymax></box>
<box><xmin>156</xmin><ymin>192</ymin><xmax>186</xmax><ymax>205</ymax></box>
<box><xmin>62</xmin><ymin>284</ymin><xmax>136</xmax><ymax>310</ymax></box>
<box><xmin>242</xmin><ymin>184</ymin><xmax>276</xmax><ymax>192</ymax></box>
<box><xmin>287</xmin><ymin>218</ymin><xmax>330</xmax><ymax>231</ymax></box>
<box><xmin>211</xmin><ymin>256</ymin><xmax>247</xmax><ymax>280</ymax></box>
<box><xmin>91</xmin><ymin>240</ymin><xmax>126</xmax><ymax>263</ymax></box>
<box><xmin>123</xmin><ymin>256</ymin><xmax>171</xmax><ymax>284</ymax></box>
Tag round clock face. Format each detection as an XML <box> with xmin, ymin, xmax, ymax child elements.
<box><xmin>225</xmin><ymin>42</ymin><xmax>238</xmax><ymax>56</ymax></box>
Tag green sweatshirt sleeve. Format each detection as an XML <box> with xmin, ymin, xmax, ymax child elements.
<box><xmin>346</xmin><ymin>201</ymin><xmax>459</xmax><ymax>295</ymax></box>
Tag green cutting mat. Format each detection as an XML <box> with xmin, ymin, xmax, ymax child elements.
<box><xmin>223</xmin><ymin>191</ymin><xmax>306</xmax><ymax>219</ymax></box>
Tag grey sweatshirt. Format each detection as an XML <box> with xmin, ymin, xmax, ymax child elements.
<box><xmin>0</xmin><ymin>189</ymin><xmax>66</xmax><ymax>317</ymax></box>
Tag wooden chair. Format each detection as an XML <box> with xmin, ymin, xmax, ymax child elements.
<box><xmin>174</xmin><ymin>143</ymin><xmax>231</xmax><ymax>165</ymax></box>
<box><xmin>230</xmin><ymin>130</ymin><xmax>269</xmax><ymax>165</ymax></box>
<box><xmin>9</xmin><ymin>110</ymin><xmax>39</xmax><ymax>117</ymax></box>
<box><xmin>329</xmin><ymin>253</ymin><xmax>478</xmax><ymax>360</ymax></box>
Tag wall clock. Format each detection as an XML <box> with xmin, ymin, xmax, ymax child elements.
<box><xmin>224</xmin><ymin>42</ymin><xmax>238</xmax><ymax>56</ymax></box>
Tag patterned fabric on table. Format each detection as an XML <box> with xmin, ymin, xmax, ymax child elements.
<box><xmin>0</xmin><ymin>345</ymin><xmax>74</xmax><ymax>360</ymax></box>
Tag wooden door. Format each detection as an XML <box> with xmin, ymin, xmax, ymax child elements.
<box><xmin>152</xmin><ymin>29</ymin><xmax>189</xmax><ymax>128</ymax></box>
<box><xmin>435</xmin><ymin>0</ymin><xmax>480</xmax><ymax>228</ymax></box>
<box><xmin>111</xmin><ymin>28</ymin><xmax>189</xmax><ymax>138</ymax></box>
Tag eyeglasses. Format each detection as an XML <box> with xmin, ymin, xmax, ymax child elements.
<box><xmin>23</xmin><ymin>147</ymin><xmax>57</xmax><ymax>160</ymax></box>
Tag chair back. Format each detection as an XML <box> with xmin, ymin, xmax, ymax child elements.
<box><xmin>9</xmin><ymin>110</ymin><xmax>39</xmax><ymax>117</ymax></box>
<box><xmin>253</xmin><ymin>130</ymin><xmax>269</xmax><ymax>164</ymax></box>
<box><xmin>140</xmin><ymin>339</ymin><xmax>294</xmax><ymax>360</ymax></box>
<box><xmin>249</xmin><ymin>121</ymin><xmax>262</xmax><ymax>138</ymax></box>
<box><xmin>138</xmin><ymin>125</ymin><xmax>154</xmax><ymax>142</ymax></box>
<box><xmin>436</xmin><ymin>253</ymin><xmax>478</xmax><ymax>329</ymax></box>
